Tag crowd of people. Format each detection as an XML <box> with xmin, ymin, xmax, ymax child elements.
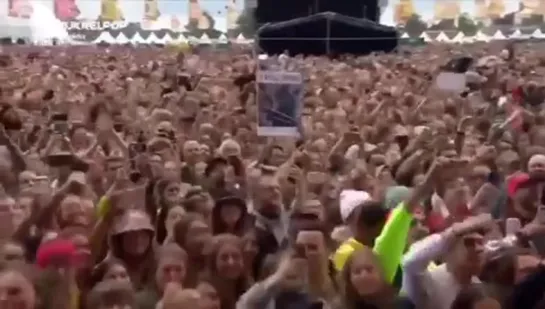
<box><xmin>1</xmin><ymin>41</ymin><xmax>545</xmax><ymax>309</ymax></box>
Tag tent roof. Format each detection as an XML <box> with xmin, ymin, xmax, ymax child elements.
<box><xmin>257</xmin><ymin>11</ymin><xmax>396</xmax><ymax>34</ymax></box>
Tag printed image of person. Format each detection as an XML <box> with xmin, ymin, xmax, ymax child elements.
<box><xmin>475</xmin><ymin>0</ymin><xmax>488</xmax><ymax>21</ymax></box>
<box><xmin>520</xmin><ymin>0</ymin><xmax>540</xmax><ymax>16</ymax></box>
<box><xmin>258</xmin><ymin>82</ymin><xmax>302</xmax><ymax>128</ymax></box>
<box><xmin>171</xmin><ymin>15</ymin><xmax>183</xmax><ymax>31</ymax></box>
<box><xmin>394</xmin><ymin>0</ymin><xmax>415</xmax><ymax>26</ymax></box>
<box><xmin>433</xmin><ymin>0</ymin><xmax>460</xmax><ymax>21</ymax></box>
<box><xmin>144</xmin><ymin>0</ymin><xmax>160</xmax><ymax>21</ymax></box>
<box><xmin>188</xmin><ymin>0</ymin><xmax>211</xmax><ymax>29</ymax></box>
<box><xmin>487</xmin><ymin>0</ymin><xmax>505</xmax><ymax>18</ymax></box>
<box><xmin>8</xmin><ymin>0</ymin><xmax>33</xmax><ymax>19</ymax></box>
<box><xmin>226</xmin><ymin>0</ymin><xmax>240</xmax><ymax>31</ymax></box>
<box><xmin>99</xmin><ymin>0</ymin><xmax>124</xmax><ymax>21</ymax></box>
<box><xmin>54</xmin><ymin>0</ymin><xmax>81</xmax><ymax>21</ymax></box>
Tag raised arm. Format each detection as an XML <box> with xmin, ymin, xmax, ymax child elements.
<box><xmin>373</xmin><ymin>156</ymin><xmax>445</xmax><ymax>283</ymax></box>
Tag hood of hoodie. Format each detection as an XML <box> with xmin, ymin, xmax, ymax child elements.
<box><xmin>211</xmin><ymin>194</ymin><xmax>249</xmax><ymax>235</ymax></box>
<box><xmin>109</xmin><ymin>209</ymin><xmax>154</xmax><ymax>258</ymax></box>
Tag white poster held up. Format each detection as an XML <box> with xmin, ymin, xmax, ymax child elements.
<box><xmin>256</xmin><ymin>70</ymin><xmax>303</xmax><ymax>137</ymax></box>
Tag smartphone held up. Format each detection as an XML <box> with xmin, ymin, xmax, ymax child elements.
<box><xmin>436</xmin><ymin>56</ymin><xmax>474</xmax><ymax>94</ymax></box>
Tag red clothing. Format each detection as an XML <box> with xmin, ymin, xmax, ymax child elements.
<box><xmin>426</xmin><ymin>204</ymin><xmax>472</xmax><ymax>233</ymax></box>
<box><xmin>54</xmin><ymin>0</ymin><xmax>80</xmax><ymax>21</ymax></box>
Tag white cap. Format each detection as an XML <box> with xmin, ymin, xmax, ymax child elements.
<box><xmin>344</xmin><ymin>145</ymin><xmax>360</xmax><ymax>161</ymax></box>
<box><xmin>331</xmin><ymin>225</ymin><xmax>352</xmax><ymax>243</ymax></box>
<box><xmin>500</xmin><ymin>49</ymin><xmax>509</xmax><ymax>60</ymax></box>
<box><xmin>339</xmin><ymin>189</ymin><xmax>371</xmax><ymax>222</ymax></box>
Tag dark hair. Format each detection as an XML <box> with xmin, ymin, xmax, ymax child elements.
<box><xmin>156</xmin><ymin>243</ymin><xmax>188</xmax><ymax>262</ymax></box>
<box><xmin>451</xmin><ymin>284</ymin><xmax>498</xmax><ymax>309</ymax></box>
<box><xmin>212</xmin><ymin>195</ymin><xmax>248</xmax><ymax>236</ymax></box>
<box><xmin>88</xmin><ymin>101</ymin><xmax>107</xmax><ymax>126</ymax></box>
<box><xmin>90</xmin><ymin>258</ymin><xmax>128</xmax><ymax>288</ymax></box>
<box><xmin>328</xmin><ymin>153</ymin><xmax>345</xmax><ymax>174</ymax></box>
<box><xmin>356</xmin><ymin>201</ymin><xmax>388</xmax><ymax>228</ymax></box>
<box><xmin>0</xmin><ymin>104</ymin><xmax>22</xmax><ymax>130</ymax></box>
<box><xmin>173</xmin><ymin>212</ymin><xmax>205</xmax><ymax>250</ymax></box>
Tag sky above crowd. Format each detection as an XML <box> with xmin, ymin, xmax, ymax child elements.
<box><xmin>0</xmin><ymin>0</ymin><xmax>528</xmax><ymax>32</ymax></box>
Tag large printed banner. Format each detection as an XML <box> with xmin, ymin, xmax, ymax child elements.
<box><xmin>9</xmin><ymin>0</ymin><xmax>545</xmax><ymax>43</ymax></box>
<box><xmin>380</xmin><ymin>0</ymin><xmax>545</xmax><ymax>27</ymax></box>
<box><xmin>8</xmin><ymin>0</ymin><xmax>33</xmax><ymax>18</ymax></box>
<box><xmin>3</xmin><ymin>0</ymin><xmax>245</xmax><ymax>41</ymax></box>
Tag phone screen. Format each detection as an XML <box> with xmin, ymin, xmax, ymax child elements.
<box><xmin>436</xmin><ymin>72</ymin><xmax>466</xmax><ymax>93</ymax></box>
<box><xmin>505</xmin><ymin>218</ymin><xmax>521</xmax><ymax>236</ymax></box>
<box><xmin>52</xmin><ymin>121</ymin><xmax>68</xmax><ymax>134</ymax></box>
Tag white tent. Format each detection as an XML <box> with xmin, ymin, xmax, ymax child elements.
<box><xmin>173</xmin><ymin>33</ymin><xmax>187</xmax><ymax>44</ymax></box>
<box><xmin>188</xmin><ymin>36</ymin><xmax>200</xmax><ymax>44</ymax></box>
<box><xmin>199</xmin><ymin>33</ymin><xmax>212</xmax><ymax>44</ymax></box>
<box><xmin>450</xmin><ymin>32</ymin><xmax>465</xmax><ymax>44</ymax></box>
<box><xmin>435</xmin><ymin>32</ymin><xmax>450</xmax><ymax>43</ymax></box>
<box><xmin>114</xmin><ymin>33</ymin><xmax>129</xmax><ymax>44</ymax></box>
<box><xmin>235</xmin><ymin>33</ymin><xmax>254</xmax><ymax>44</ymax></box>
<box><xmin>145</xmin><ymin>32</ymin><xmax>159</xmax><ymax>44</ymax></box>
<box><xmin>162</xmin><ymin>33</ymin><xmax>174</xmax><ymax>44</ymax></box>
<box><xmin>419</xmin><ymin>32</ymin><xmax>432</xmax><ymax>42</ymax></box>
<box><xmin>510</xmin><ymin>29</ymin><xmax>523</xmax><ymax>39</ymax></box>
<box><xmin>130</xmin><ymin>32</ymin><xmax>146</xmax><ymax>44</ymax></box>
<box><xmin>462</xmin><ymin>35</ymin><xmax>476</xmax><ymax>44</ymax></box>
<box><xmin>400</xmin><ymin>32</ymin><xmax>410</xmax><ymax>39</ymax></box>
<box><xmin>216</xmin><ymin>33</ymin><xmax>228</xmax><ymax>43</ymax></box>
<box><xmin>93</xmin><ymin>32</ymin><xmax>116</xmax><ymax>44</ymax></box>
<box><xmin>0</xmin><ymin>1</ymin><xmax>71</xmax><ymax>43</ymax></box>
<box><xmin>531</xmin><ymin>28</ymin><xmax>545</xmax><ymax>39</ymax></box>
<box><xmin>492</xmin><ymin>30</ymin><xmax>506</xmax><ymax>40</ymax></box>
<box><xmin>153</xmin><ymin>34</ymin><xmax>167</xmax><ymax>45</ymax></box>
<box><xmin>474</xmin><ymin>30</ymin><xmax>491</xmax><ymax>42</ymax></box>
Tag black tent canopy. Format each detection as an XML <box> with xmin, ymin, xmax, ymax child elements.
<box><xmin>257</xmin><ymin>12</ymin><xmax>398</xmax><ymax>56</ymax></box>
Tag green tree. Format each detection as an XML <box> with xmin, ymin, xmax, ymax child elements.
<box><xmin>185</xmin><ymin>18</ymin><xmax>199</xmax><ymax>35</ymax></box>
<box><xmin>524</xmin><ymin>14</ymin><xmax>544</xmax><ymax>26</ymax></box>
<box><xmin>234</xmin><ymin>8</ymin><xmax>256</xmax><ymax>38</ymax></box>
<box><xmin>404</xmin><ymin>14</ymin><xmax>427</xmax><ymax>37</ymax></box>
<box><xmin>457</xmin><ymin>13</ymin><xmax>478</xmax><ymax>36</ymax></box>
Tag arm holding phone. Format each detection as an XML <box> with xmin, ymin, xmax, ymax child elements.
<box><xmin>105</xmin><ymin>129</ymin><xmax>129</xmax><ymax>158</ymax></box>
<box><xmin>327</xmin><ymin>131</ymin><xmax>359</xmax><ymax>163</ymax></box>
<box><xmin>91</xmin><ymin>169</ymin><xmax>131</xmax><ymax>266</ymax></box>
<box><xmin>374</xmin><ymin>158</ymin><xmax>449</xmax><ymax>284</ymax></box>
<box><xmin>237</xmin><ymin>254</ymin><xmax>304</xmax><ymax>309</ymax></box>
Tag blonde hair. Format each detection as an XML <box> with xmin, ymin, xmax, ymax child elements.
<box><xmin>218</xmin><ymin>139</ymin><xmax>241</xmax><ymax>157</ymax></box>
<box><xmin>160</xmin><ymin>288</ymin><xmax>200</xmax><ymax>309</ymax></box>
